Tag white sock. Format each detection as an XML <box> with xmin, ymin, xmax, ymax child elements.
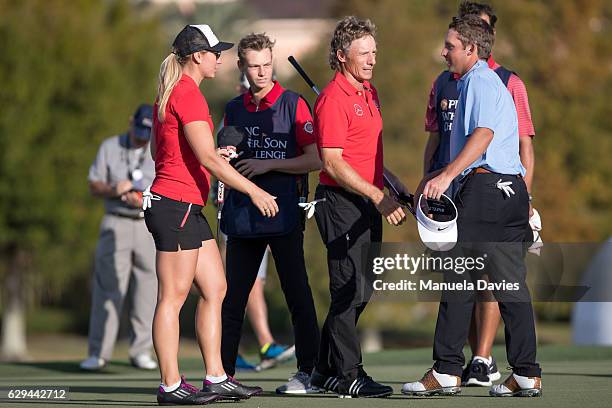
<box><xmin>473</xmin><ymin>355</ymin><xmax>490</xmax><ymax>365</ymax></box>
<box><xmin>161</xmin><ymin>379</ymin><xmax>181</xmax><ymax>392</ymax></box>
<box><xmin>206</xmin><ymin>374</ymin><xmax>228</xmax><ymax>384</ymax></box>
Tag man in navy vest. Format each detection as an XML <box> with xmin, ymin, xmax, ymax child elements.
<box><xmin>219</xmin><ymin>33</ymin><xmax>322</xmax><ymax>395</ymax></box>
<box><xmin>404</xmin><ymin>15</ymin><xmax>541</xmax><ymax>398</ymax></box>
<box><xmin>421</xmin><ymin>1</ymin><xmax>539</xmax><ymax>387</ymax></box>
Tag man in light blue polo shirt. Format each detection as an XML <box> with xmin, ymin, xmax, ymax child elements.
<box><xmin>450</xmin><ymin>60</ymin><xmax>525</xmax><ymax>177</ymax></box>
<box><xmin>403</xmin><ymin>15</ymin><xmax>541</xmax><ymax>398</ymax></box>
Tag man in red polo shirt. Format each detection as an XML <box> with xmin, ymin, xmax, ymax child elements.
<box><xmin>309</xmin><ymin>16</ymin><xmax>407</xmax><ymax>399</ymax></box>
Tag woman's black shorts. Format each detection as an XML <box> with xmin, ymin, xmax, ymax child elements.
<box><xmin>145</xmin><ymin>193</ymin><xmax>213</xmax><ymax>252</ymax></box>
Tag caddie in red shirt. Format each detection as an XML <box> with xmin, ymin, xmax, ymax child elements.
<box><xmin>309</xmin><ymin>16</ymin><xmax>408</xmax><ymax>399</ymax></box>
<box><xmin>217</xmin><ymin>33</ymin><xmax>321</xmax><ymax>395</ymax></box>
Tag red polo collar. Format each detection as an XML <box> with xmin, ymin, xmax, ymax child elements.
<box><xmin>242</xmin><ymin>80</ymin><xmax>284</xmax><ymax>111</ymax></box>
<box><xmin>333</xmin><ymin>71</ymin><xmax>373</xmax><ymax>96</ymax></box>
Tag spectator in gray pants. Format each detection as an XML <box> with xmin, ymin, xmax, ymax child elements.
<box><xmin>80</xmin><ymin>104</ymin><xmax>158</xmax><ymax>371</ymax></box>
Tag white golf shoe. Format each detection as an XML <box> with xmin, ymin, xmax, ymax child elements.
<box><xmin>80</xmin><ymin>356</ymin><xmax>106</xmax><ymax>371</ymax></box>
<box><xmin>130</xmin><ymin>353</ymin><xmax>158</xmax><ymax>370</ymax></box>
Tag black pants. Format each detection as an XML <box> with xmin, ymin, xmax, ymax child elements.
<box><xmin>221</xmin><ymin>226</ymin><xmax>319</xmax><ymax>376</ymax></box>
<box><xmin>313</xmin><ymin>185</ymin><xmax>383</xmax><ymax>389</ymax></box>
<box><xmin>432</xmin><ymin>173</ymin><xmax>541</xmax><ymax>378</ymax></box>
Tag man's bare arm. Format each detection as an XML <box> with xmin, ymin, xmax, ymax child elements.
<box><xmin>423</xmin><ymin>132</ymin><xmax>440</xmax><ymax>176</ymax></box>
<box><xmin>423</xmin><ymin>127</ymin><xmax>493</xmax><ymax>200</ymax></box>
<box><xmin>266</xmin><ymin>143</ymin><xmax>322</xmax><ymax>174</ymax></box>
<box><xmin>321</xmin><ymin>147</ymin><xmax>406</xmax><ymax>225</ymax></box>
<box><xmin>235</xmin><ymin>143</ymin><xmax>321</xmax><ymax>178</ymax></box>
<box><xmin>321</xmin><ymin>147</ymin><xmax>382</xmax><ymax>200</ymax></box>
<box><xmin>519</xmin><ymin>136</ymin><xmax>534</xmax><ymax>193</ymax></box>
<box><xmin>89</xmin><ymin>180</ymin><xmax>133</xmax><ymax>198</ymax></box>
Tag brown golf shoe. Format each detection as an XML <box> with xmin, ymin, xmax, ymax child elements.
<box><xmin>401</xmin><ymin>369</ymin><xmax>461</xmax><ymax>396</ymax></box>
<box><xmin>489</xmin><ymin>373</ymin><xmax>542</xmax><ymax>397</ymax></box>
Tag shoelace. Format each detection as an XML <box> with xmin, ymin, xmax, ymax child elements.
<box><xmin>142</xmin><ymin>185</ymin><xmax>161</xmax><ymax>210</ymax></box>
<box><xmin>179</xmin><ymin>376</ymin><xmax>199</xmax><ymax>394</ymax></box>
<box><xmin>298</xmin><ymin>198</ymin><xmax>326</xmax><ymax>219</ymax></box>
<box><xmin>227</xmin><ymin>376</ymin><xmax>241</xmax><ymax>385</ymax></box>
<box><xmin>495</xmin><ymin>179</ymin><xmax>515</xmax><ymax>198</ymax></box>
<box><xmin>288</xmin><ymin>371</ymin><xmax>309</xmax><ymax>381</ymax></box>
<box><xmin>471</xmin><ymin>360</ymin><xmax>488</xmax><ymax>374</ymax></box>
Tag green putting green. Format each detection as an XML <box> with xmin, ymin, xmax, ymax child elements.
<box><xmin>1</xmin><ymin>345</ymin><xmax>611</xmax><ymax>407</ymax></box>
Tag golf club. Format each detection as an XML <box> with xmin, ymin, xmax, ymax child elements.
<box><xmin>288</xmin><ymin>56</ymin><xmax>320</xmax><ymax>96</ymax></box>
<box><xmin>216</xmin><ymin>180</ymin><xmax>224</xmax><ymax>244</ymax></box>
<box><xmin>289</xmin><ymin>55</ymin><xmax>428</xmax><ymax>220</ymax></box>
<box><xmin>383</xmin><ymin>173</ymin><xmax>417</xmax><ymax>217</ymax></box>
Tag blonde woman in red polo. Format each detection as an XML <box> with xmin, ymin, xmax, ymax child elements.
<box><xmin>145</xmin><ymin>25</ymin><xmax>277</xmax><ymax>405</ymax></box>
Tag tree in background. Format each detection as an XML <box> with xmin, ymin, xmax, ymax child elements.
<box><xmin>0</xmin><ymin>0</ymin><xmax>165</xmax><ymax>360</ymax></box>
<box><xmin>0</xmin><ymin>0</ymin><xmax>609</xmax><ymax>356</ymax></box>
<box><xmin>151</xmin><ymin>0</ymin><xmax>255</xmax><ymax>123</ymax></box>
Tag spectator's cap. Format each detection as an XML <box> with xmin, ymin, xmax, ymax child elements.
<box><xmin>416</xmin><ymin>193</ymin><xmax>458</xmax><ymax>251</ymax></box>
<box><xmin>132</xmin><ymin>104</ymin><xmax>153</xmax><ymax>141</ymax></box>
<box><xmin>172</xmin><ymin>24</ymin><xmax>233</xmax><ymax>58</ymax></box>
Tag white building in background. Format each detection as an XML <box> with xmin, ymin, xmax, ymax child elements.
<box><xmin>572</xmin><ymin>239</ymin><xmax>612</xmax><ymax>346</ymax></box>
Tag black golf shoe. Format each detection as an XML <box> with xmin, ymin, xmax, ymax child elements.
<box><xmin>202</xmin><ymin>376</ymin><xmax>262</xmax><ymax>400</ymax></box>
<box><xmin>157</xmin><ymin>376</ymin><xmax>219</xmax><ymax>405</ymax></box>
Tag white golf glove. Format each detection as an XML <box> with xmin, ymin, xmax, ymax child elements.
<box><xmin>495</xmin><ymin>179</ymin><xmax>515</xmax><ymax>198</ymax></box>
<box><xmin>299</xmin><ymin>198</ymin><xmax>326</xmax><ymax>219</ymax></box>
<box><xmin>142</xmin><ymin>185</ymin><xmax>161</xmax><ymax>210</ymax></box>
<box><xmin>528</xmin><ymin>208</ymin><xmax>543</xmax><ymax>255</ymax></box>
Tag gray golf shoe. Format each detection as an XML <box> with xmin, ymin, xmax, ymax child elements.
<box><xmin>276</xmin><ymin>371</ymin><xmax>323</xmax><ymax>394</ymax></box>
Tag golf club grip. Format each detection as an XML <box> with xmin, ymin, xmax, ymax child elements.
<box><xmin>400</xmin><ymin>192</ymin><xmax>415</xmax><ymax>205</ymax></box>
<box><xmin>217</xmin><ymin>181</ymin><xmax>225</xmax><ymax>205</ymax></box>
<box><xmin>288</xmin><ymin>56</ymin><xmax>320</xmax><ymax>95</ymax></box>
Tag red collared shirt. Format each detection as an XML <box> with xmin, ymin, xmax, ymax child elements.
<box><xmin>314</xmin><ymin>71</ymin><xmax>384</xmax><ymax>189</ymax></box>
<box><xmin>152</xmin><ymin>74</ymin><xmax>213</xmax><ymax>205</ymax></box>
<box><xmin>224</xmin><ymin>81</ymin><xmax>315</xmax><ymax>151</ymax></box>
<box><xmin>425</xmin><ymin>56</ymin><xmax>535</xmax><ymax>137</ymax></box>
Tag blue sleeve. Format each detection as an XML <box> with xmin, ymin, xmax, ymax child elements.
<box><xmin>464</xmin><ymin>77</ymin><xmax>497</xmax><ymax>136</ymax></box>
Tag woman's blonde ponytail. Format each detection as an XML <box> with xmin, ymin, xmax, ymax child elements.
<box><xmin>157</xmin><ymin>53</ymin><xmax>184</xmax><ymax>122</ymax></box>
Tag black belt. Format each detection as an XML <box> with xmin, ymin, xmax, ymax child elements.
<box><xmin>318</xmin><ymin>184</ymin><xmax>347</xmax><ymax>193</ymax></box>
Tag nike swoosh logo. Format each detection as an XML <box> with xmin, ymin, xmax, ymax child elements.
<box><xmin>438</xmin><ymin>226</ymin><xmax>450</xmax><ymax>231</ymax></box>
